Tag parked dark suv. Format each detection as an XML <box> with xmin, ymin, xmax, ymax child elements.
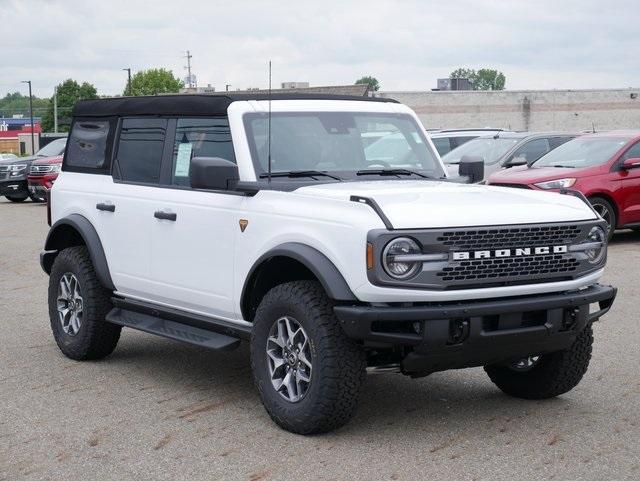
<box><xmin>0</xmin><ymin>138</ymin><xmax>67</xmax><ymax>202</ymax></box>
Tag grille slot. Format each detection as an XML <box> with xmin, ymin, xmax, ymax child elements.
<box><xmin>437</xmin><ymin>254</ymin><xmax>579</xmax><ymax>282</ymax></box>
<box><xmin>0</xmin><ymin>166</ymin><xmax>9</xmax><ymax>172</ymax></box>
<box><xmin>30</xmin><ymin>165</ymin><xmax>54</xmax><ymax>175</ymax></box>
<box><xmin>437</xmin><ymin>225</ymin><xmax>581</xmax><ymax>250</ymax></box>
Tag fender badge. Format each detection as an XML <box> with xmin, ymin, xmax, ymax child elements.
<box><xmin>239</xmin><ymin>219</ymin><xmax>249</xmax><ymax>232</ymax></box>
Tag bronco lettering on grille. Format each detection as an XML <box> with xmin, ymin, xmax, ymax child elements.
<box><xmin>452</xmin><ymin>245</ymin><xmax>568</xmax><ymax>261</ymax></box>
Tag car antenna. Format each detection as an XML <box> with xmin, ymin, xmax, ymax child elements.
<box><xmin>267</xmin><ymin>60</ymin><xmax>272</xmax><ymax>183</ymax></box>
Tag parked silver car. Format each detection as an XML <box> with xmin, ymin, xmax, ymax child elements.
<box><xmin>442</xmin><ymin>132</ymin><xmax>578</xmax><ymax>180</ymax></box>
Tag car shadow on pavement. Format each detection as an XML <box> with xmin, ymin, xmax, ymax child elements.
<box><xmin>101</xmin><ymin>332</ymin><xmax>581</xmax><ymax>439</ymax></box>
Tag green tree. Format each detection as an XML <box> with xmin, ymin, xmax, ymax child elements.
<box><xmin>41</xmin><ymin>79</ymin><xmax>98</xmax><ymax>132</ymax></box>
<box><xmin>0</xmin><ymin>92</ymin><xmax>49</xmax><ymax>120</ymax></box>
<box><xmin>355</xmin><ymin>76</ymin><xmax>380</xmax><ymax>91</ymax></box>
<box><xmin>449</xmin><ymin>68</ymin><xmax>506</xmax><ymax>90</ymax></box>
<box><xmin>126</xmin><ymin>68</ymin><xmax>184</xmax><ymax>96</ymax></box>
<box><xmin>474</xmin><ymin>69</ymin><xmax>506</xmax><ymax>90</ymax></box>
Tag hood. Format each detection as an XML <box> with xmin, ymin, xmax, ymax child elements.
<box><xmin>294</xmin><ymin>180</ymin><xmax>596</xmax><ymax>229</ymax></box>
<box><xmin>489</xmin><ymin>165</ymin><xmax>581</xmax><ymax>184</ymax></box>
<box><xmin>31</xmin><ymin>155</ymin><xmax>63</xmax><ymax>165</ymax></box>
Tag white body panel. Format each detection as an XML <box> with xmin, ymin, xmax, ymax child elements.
<box><xmin>50</xmin><ymin>99</ymin><xmax>603</xmax><ymax>324</ymax></box>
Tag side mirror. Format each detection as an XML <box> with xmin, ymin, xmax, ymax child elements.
<box><xmin>458</xmin><ymin>155</ymin><xmax>485</xmax><ymax>183</ymax></box>
<box><xmin>190</xmin><ymin>157</ymin><xmax>239</xmax><ymax>191</ymax></box>
<box><xmin>621</xmin><ymin>157</ymin><xmax>640</xmax><ymax>170</ymax></box>
<box><xmin>505</xmin><ymin>155</ymin><xmax>527</xmax><ymax>167</ymax></box>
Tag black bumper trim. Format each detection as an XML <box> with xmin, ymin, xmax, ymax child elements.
<box><xmin>334</xmin><ymin>284</ymin><xmax>616</xmax><ymax>345</ymax></box>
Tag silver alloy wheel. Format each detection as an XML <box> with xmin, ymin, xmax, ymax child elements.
<box><xmin>510</xmin><ymin>355</ymin><xmax>540</xmax><ymax>372</ymax></box>
<box><xmin>592</xmin><ymin>202</ymin><xmax>612</xmax><ymax>229</ymax></box>
<box><xmin>56</xmin><ymin>273</ymin><xmax>84</xmax><ymax>336</ymax></box>
<box><xmin>266</xmin><ymin>316</ymin><xmax>312</xmax><ymax>403</ymax></box>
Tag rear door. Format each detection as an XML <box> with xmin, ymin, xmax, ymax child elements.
<box><xmin>149</xmin><ymin>117</ymin><xmax>243</xmax><ymax>320</ymax></box>
<box><xmin>97</xmin><ymin>117</ymin><xmax>169</xmax><ymax>298</ymax></box>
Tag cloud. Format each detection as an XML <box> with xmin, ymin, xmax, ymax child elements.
<box><xmin>0</xmin><ymin>0</ymin><xmax>637</xmax><ymax>98</ymax></box>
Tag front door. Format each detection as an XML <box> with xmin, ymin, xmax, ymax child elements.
<box><xmin>148</xmin><ymin>117</ymin><xmax>243</xmax><ymax>320</ymax></box>
<box><xmin>618</xmin><ymin>142</ymin><xmax>640</xmax><ymax>226</ymax></box>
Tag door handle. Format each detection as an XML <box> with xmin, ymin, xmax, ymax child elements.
<box><xmin>96</xmin><ymin>202</ymin><xmax>115</xmax><ymax>212</ymax></box>
<box><xmin>154</xmin><ymin>210</ymin><xmax>177</xmax><ymax>221</ymax></box>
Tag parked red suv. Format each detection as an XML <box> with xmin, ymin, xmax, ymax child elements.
<box><xmin>487</xmin><ymin>131</ymin><xmax>640</xmax><ymax>238</ymax></box>
<box><xmin>27</xmin><ymin>155</ymin><xmax>63</xmax><ymax>200</ymax></box>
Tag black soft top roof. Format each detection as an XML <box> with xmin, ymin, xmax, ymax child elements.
<box><xmin>73</xmin><ymin>93</ymin><xmax>398</xmax><ymax>117</ymax></box>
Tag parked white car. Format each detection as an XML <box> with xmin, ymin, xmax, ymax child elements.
<box><xmin>40</xmin><ymin>94</ymin><xmax>616</xmax><ymax>434</ymax></box>
<box><xmin>429</xmin><ymin>129</ymin><xmax>508</xmax><ymax>156</ymax></box>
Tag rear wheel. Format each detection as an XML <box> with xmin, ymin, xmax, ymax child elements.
<box><xmin>485</xmin><ymin>325</ymin><xmax>593</xmax><ymax>399</ymax></box>
<box><xmin>250</xmin><ymin>281</ymin><xmax>366</xmax><ymax>434</ymax></box>
<box><xmin>48</xmin><ymin>246</ymin><xmax>121</xmax><ymax>360</ymax></box>
<box><xmin>5</xmin><ymin>195</ymin><xmax>27</xmax><ymax>203</ymax></box>
<box><xmin>589</xmin><ymin>196</ymin><xmax>616</xmax><ymax>240</ymax></box>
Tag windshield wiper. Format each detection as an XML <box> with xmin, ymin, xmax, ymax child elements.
<box><xmin>356</xmin><ymin>168</ymin><xmax>431</xmax><ymax>179</ymax></box>
<box><xmin>259</xmin><ymin>170</ymin><xmax>342</xmax><ymax>180</ymax></box>
<box><xmin>548</xmin><ymin>165</ymin><xmax>575</xmax><ymax>168</ymax></box>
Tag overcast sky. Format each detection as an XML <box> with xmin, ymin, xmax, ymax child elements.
<box><xmin>1</xmin><ymin>0</ymin><xmax>638</xmax><ymax>98</ymax></box>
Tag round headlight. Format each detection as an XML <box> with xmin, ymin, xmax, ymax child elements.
<box><xmin>382</xmin><ymin>237</ymin><xmax>422</xmax><ymax>279</ymax></box>
<box><xmin>585</xmin><ymin>226</ymin><xmax>606</xmax><ymax>264</ymax></box>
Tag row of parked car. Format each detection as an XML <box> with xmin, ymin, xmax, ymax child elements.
<box><xmin>0</xmin><ymin>137</ymin><xmax>66</xmax><ymax>203</ymax></box>
<box><xmin>430</xmin><ymin>128</ymin><xmax>640</xmax><ymax>239</ymax></box>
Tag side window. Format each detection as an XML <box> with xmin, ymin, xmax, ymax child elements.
<box><xmin>116</xmin><ymin>118</ymin><xmax>167</xmax><ymax>184</ymax></box>
<box><xmin>431</xmin><ymin>137</ymin><xmax>452</xmax><ymax>156</ymax></box>
<box><xmin>511</xmin><ymin>138</ymin><xmax>551</xmax><ymax>164</ymax></box>
<box><xmin>622</xmin><ymin>142</ymin><xmax>640</xmax><ymax>160</ymax></box>
<box><xmin>549</xmin><ymin>136</ymin><xmax>573</xmax><ymax>149</ymax></box>
<box><xmin>171</xmin><ymin>117</ymin><xmax>235</xmax><ymax>186</ymax></box>
<box><xmin>65</xmin><ymin>118</ymin><xmax>113</xmax><ymax>172</ymax></box>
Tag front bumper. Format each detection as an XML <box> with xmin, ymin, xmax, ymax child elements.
<box><xmin>334</xmin><ymin>283</ymin><xmax>616</xmax><ymax>374</ymax></box>
<box><xmin>0</xmin><ymin>179</ymin><xmax>28</xmax><ymax>196</ymax></box>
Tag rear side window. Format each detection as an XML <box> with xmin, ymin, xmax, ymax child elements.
<box><xmin>65</xmin><ymin>118</ymin><xmax>113</xmax><ymax>172</ymax></box>
<box><xmin>511</xmin><ymin>138</ymin><xmax>551</xmax><ymax>164</ymax></box>
<box><xmin>116</xmin><ymin>118</ymin><xmax>167</xmax><ymax>184</ymax></box>
<box><xmin>432</xmin><ymin>137</ymin><xmax>452</xmax><ymax>156</ymax></box>
<box><xmin>171</xmin><ymin>117</ymin><xmax>235</xmax><ymax>186</ymax></box>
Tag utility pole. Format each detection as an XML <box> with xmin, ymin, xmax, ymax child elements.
<box><xmin>184</xmin><ymin>50</ymin><xmax>193</xmax><ymax>88</ymax></box>
<box><xmin>53</xmin><ymin>86</ymin><xmax>58</xmax><ymax>133</ymax></box>
<box><xmin>21</xmin><ymin>80</ymin><xmax>34</xmax><ymax>154</ymax></box>
<box><xmin>225</xmin><ymin>84</ymin><xmax>231</xmax><ymax>92</ymax></box>
<box><xmin>122</xmin><ymin>68</ymin><xmax>132</xmax><ymax>95</ymax></box>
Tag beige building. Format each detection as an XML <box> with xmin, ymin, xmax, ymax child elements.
<box><xmin>377</xmin><ymin>88</ymin><xmax>640</xmax><ymax>132</ymax></box>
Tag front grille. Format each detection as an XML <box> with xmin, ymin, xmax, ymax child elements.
<box><xmin>30</xmin><ymin>165</ymin><xmax>54</xmax><ymax>174</ymax></box>
<box><xmin>490</xmin><ymin>183</ymin><xmax>531</xmax><ymax>189</ymax></box>
<box><xmin>438</xmin><ymin>254</ymin><xmax>579</xmax><ymax>282</ymax></box>
<box><xmin>368</xmin><ymin>221</ymin><xmax>603</xmax><ymax>291</ymax></box>
<box><xmin>437</xmin><ymin>225</ymin><xmax>582</xmax><ymax>250</ymax></box>
<box><xmin>0</xmin><ymin>166</ymin><xmax>8</xmax><ymax>172</ymax></box>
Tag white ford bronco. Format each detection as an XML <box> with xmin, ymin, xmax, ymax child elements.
<box><xmin>41</xmin><ymin>94</ymin><xmax>616</xmax><ymax>434</ymax></box>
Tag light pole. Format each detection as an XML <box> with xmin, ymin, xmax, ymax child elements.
<box><xmin>21</xmin><ymin>80</ymin><xmax>34</xmax><ymax>154</ymax></box>
<box><xmin>123</xmin><ymin>68</ymin><xmax>132</xmax><ymax>95</ymax></box>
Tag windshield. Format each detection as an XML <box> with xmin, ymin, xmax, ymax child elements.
<box><xmin>36</xmin><ymin>138</ymin><xmax>67</xmax><ymax>157</ymax></box>
<box><xmin>244</xmin><ymin>112</ymin><xmax>443</xmax><ymax>179</ymax></box>
<box><xmin>533</xmin><ymin>137</ymin><xmax>630</xmax><ymax>169</ymax></box>
<box><xmin>441</xmin><ymin>137</ymin><xmax>520</xmax><ymax>165</ymax></box>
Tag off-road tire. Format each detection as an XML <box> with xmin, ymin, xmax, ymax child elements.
<box><xmin>48</xmin><ymin>246</ymin><xmax>121</xmax><ymax>360</ymax></box>
<box><xmin>485</xmin><ymin>325</ymin><xmax>593</xmax><ymax>399</ymax></box>
<box><xmin>250</xmin><ymin>281</ymin><xmax>366</xmax><ymax>434</ymax></box>
<box><xmin>589</xmin><ymin>196</ymin><xmax>616</xmax><ymax>240</ymax></box>
<box><xmin>5</xmin><ymin>195</ymin><xmax>27</xmax><ymax>203</ymax></box>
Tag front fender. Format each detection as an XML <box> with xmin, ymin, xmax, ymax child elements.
<box><xmin>41</xmin><ymin>214</ymin><xmax>115</xmax><ymax>291</ymax></box>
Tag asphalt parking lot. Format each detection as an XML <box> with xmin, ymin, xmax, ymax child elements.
<box><xmin>1</xmin><ymin>198</ymin><xmax>639</xmax><ymax>481</ymax></box>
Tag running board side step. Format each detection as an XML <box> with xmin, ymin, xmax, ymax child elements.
<box><xmin>106</xmin><ymin>307</ymin><xmax>242</xmax><ymax>351</ymax></box>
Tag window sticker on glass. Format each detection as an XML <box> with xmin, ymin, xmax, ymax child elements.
<box><xmin>175</xmin><ymin>143</ymin><xmax>193</xmax><ymax>177</ymax></box>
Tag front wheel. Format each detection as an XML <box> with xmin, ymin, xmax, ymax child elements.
<box><xmin>48</xmin><ymin>246</ymin><xmax>121</xmax><ymax>360</ymax></box>
<box><xmin>485</xmin><ymin>325</ymin><xmax>593</xmax><ymax>399</ymax></box>
<box><xmin>5</xmin><ymin>195</ymin><xmax>27</xmax><ymax>203</ymax></box>
<box><xmin>29</xmin><ymin>193</ymin><xmax>46</xmax><ymax>203</ymax></box>
<box><xmin>589</xmin><ymin>196</ymin><xmax>616</xmax><ymax>240</ymax></box>
<box><xmin>250</xmin><ymin>281</ymin><xmax>366</xmax><ymax>434</ymax></box>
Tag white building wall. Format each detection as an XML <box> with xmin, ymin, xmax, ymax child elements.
<box><xmin>377</xmin><ymin>88</ymin><xmax>640</xmax><ymax>132</ymax></box>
